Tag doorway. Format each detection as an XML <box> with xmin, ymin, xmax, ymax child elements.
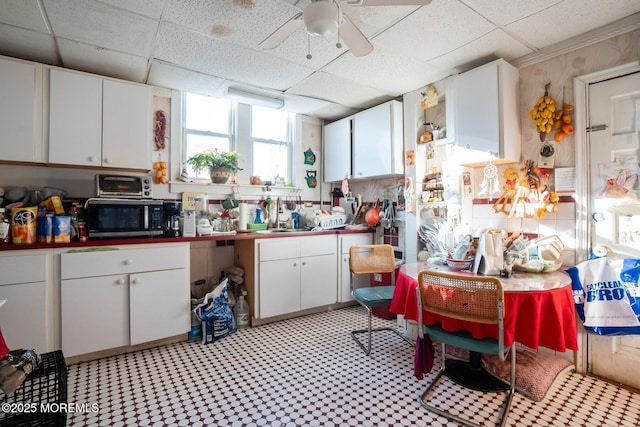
<box><xmin>574</xmin><ymin>61</ymin><xmax>640</xmax><ymax>389</ymax></box>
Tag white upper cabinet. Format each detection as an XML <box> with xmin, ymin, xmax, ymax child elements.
<box><xmin>323</xmin><ymin>117</ymin><xmax>352</xmax><ymax>183</ymax></box>
<box><xmin>0</xmin><ymin>56</ymin><xmax>43</xmax><ymax>163</ymax></box>
<box><xmin>352</xmin><ymin>100</ymin><xmax>404</xmax><ymax>179</ymax></box>
<box><xmin>48</xmin><ymin>68</ymin><xmax>103</xmax><ymax>167</ymax></box>
<box><xmin>452</xmin><ymin>58</ymin><xmax>520</xmax><ymax>166</ymax></box>
<box><xmin>48</xmin><ymin>68</ymin><xmax>151</xmax><ymax>170</ymax></box>
<box><xmin>102</xmin><ymin>79</ymin><xmax>152</xmax><ymax>169</ymax></box>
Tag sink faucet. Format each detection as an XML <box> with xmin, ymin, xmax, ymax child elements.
<box><xmin>276</xmin><ymin>196</ymin><xmax>281</xmax><ymax>229</ymax></box>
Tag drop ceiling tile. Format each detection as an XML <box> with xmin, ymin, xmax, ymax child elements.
<box><xmin>165</xmin><ymin>0</ymin><xmax>301</xmax><ymax>48</ymax></box>
<box><xmin>283</xmin><ymin>93</ymin><xmax>338</xmax><ymax>116</ymax></box>
<box><xmin>323</xmin><ymin>45</ymin><xmax>448</xmax><ymax>95</ymax></box>
<box><xmin>287</xmin><ymin>71</ymin><xmax>390</xmax><ymax>109</ymax></box>
<box><xmin>155</xmin><ymin>22</ymin><xmax>315</xmax><ymax>91</ymax></box>
<box><xmin>57</xmin><ymin>38</ymin><xmax>149</xmax><ymax>82</ymax></box>
<box><xmin>147</xmin><ymin>60</ymin><xmax>226</xmax><ymax>95</ymax></box>
<box><xmin>42</xmin><ymin>0</ymin><xmax>158</xmax><ymax>57</ymax></box>
<box><xmin>430</xmin><ymin>28</ymin><xmax>533</xmax><ymax>73</ymax></box>
<box><xmin>372</xmin><ymin>0</ymin><xmax>495</xmax><ymax>62</ymax></box>
<box><xmin>308</xmin><ymin>103</ymin><xmax>360</xmax><ymax>121</ymax></box>
<box><xmin>94</xmin><ymin>0</ymin><xmax>166</xmax><ymax>20</ymax></box>
<box><xmin>0</xmin><ymin>24</ymin><xmax>59</xmax><ymax>65</ymax></box>
<box><xmin>506</xmin><ymin>0</ymin><xmax>640</xmax><ymax>49</ymax></box>
<box><xmin>459</xmin><ymin>0</ymin><xmax>563</xmax><ymax>26</ymax></box>
<box><xmin>338</xmin><ymin>4</ymin><xmax>420</xmax><ymax>38</ymax></box>
<box><xmin>0</xmin><ymin>0</ymin><xmax>49</xmax><ymax>33</ymax></box>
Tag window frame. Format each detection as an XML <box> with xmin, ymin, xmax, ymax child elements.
<box><xmin>250</xmin><ymin>106</ymin><xmax>295</xmax><ymax>184</ymax></box>
<box><xmin>181</xmin><ymin>93</ymin><xmax>236</xmax><ymax>175</ymax></box>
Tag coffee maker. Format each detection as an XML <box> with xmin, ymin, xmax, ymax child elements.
<box><xmin>163</xmin><ymin>201</ymin><xmax>182</xmax><ymax>237</ymax></box>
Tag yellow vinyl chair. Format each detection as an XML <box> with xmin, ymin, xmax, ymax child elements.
<box><xmin>349</xmin><ymin>244</ymin><xmax>412</xmax><ymax>355</ymax></box>
<box><xmin>416</xmin><ymin>270</ymin><xmax>515</xmax><ymax>427</ymax></box>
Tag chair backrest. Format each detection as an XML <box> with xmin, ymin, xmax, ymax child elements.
<box><xmin>349</xmin><ymin>244</ymin><xmax>396</xmax><ymax>275</ymax></box>
<box><xmin>417</xmin><ymin>270</ymin><xmax>504</xmax><ymax>325</ymax></box>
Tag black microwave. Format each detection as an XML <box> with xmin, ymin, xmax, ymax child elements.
<box><xmin>86</xmin><ymin>199</ymin><xmax>163</xmax><ymax>238</ymax></box>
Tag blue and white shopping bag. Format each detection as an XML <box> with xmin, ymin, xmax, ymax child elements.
<box><xmin>566</xmin><ymin>258</ymin><xmax>640</xmax><ymax>335</ymax></box>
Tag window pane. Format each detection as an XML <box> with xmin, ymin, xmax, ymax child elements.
<box><xmin>253</xmin><ymin>141</ymin><xmax>288</xmax><ymax>182</ymax></box>
<box><xmin>185</xmin><ymin>134</ymin><xmax>230</xmax><ymax>177</ymax></box>
<box><xmin>252</xmin><ymin>105</ymin><xmax>288</xmax><ymax>140</ymax></box>
<box><xmin>185</xmin><ymin>93</ymin><xmax>230</xmax><ymax>133</ymax></box>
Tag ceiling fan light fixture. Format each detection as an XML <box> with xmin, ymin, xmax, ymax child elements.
<box><xmin>304</xmin><ymin>1</ymin><xmax>339</xmax><ymax>37</ymax></box>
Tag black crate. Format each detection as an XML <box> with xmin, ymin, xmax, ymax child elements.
<box><xmin>0</xmin><ymin>350</ymin><xmax>68</xmax><ymax>427</ymax></box>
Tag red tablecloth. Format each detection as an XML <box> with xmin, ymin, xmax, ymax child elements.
<box><xmin>390</xmin><ymin>266</ymin><xmax>579</xmax><ymax>352</ymax></box>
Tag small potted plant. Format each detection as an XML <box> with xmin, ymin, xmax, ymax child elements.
<box><xmin>187</xmin><ymin>149</ymin><xmax>243</xmax><ymax>184</ymax></box>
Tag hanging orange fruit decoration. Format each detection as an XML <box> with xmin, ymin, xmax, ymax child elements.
<box><xmin>528</xmin><ymin>83</ymin><xmax>557</xmax><ymax>142</ymax></box>
<box><xmin>553</xmin><ymin>86</ymin><xmax>574</xmax><ymax>143</ymax></box>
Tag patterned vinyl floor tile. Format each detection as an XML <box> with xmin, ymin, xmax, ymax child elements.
<box><xmin>67</xmin><ymin>307</ymin><xmax>640</xmax><ymax>427</ymax></box>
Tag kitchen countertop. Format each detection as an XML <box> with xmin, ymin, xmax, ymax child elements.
<box><xmin>0</xmin><ymin>228</ymin><xmax>373</xmax><ymax>251</ymax></box>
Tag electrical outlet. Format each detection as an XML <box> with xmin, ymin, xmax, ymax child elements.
<box><xmin>304</xmin><ymin>202</ymin><xmax>313</xmax><ymax>207</ymax></box>
<box><xmin>373</xmin><ymin>273</ymin><xmax>382</xmax><ymax>282</ymax></box>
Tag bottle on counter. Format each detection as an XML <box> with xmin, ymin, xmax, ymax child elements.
<box><xmin>234</xmin><ymin>291</ymin><xmax>250</xmax><ymax>329</ymax></box>
<box><xmin>69</xmin><ymin>206</ymin><xmax>80</xmax><ymax>241</ymax></box>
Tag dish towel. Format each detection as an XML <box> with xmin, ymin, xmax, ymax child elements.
<box><xmin>413</xmin><ymin>335</ymin><xmax>434</xmax><ymax>380</ymax></box>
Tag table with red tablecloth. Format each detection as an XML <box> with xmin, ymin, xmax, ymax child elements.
<box><xmin>390</xmin><ymin>262</ymin><xmax>578</xmax><ymax>352</ymax></box>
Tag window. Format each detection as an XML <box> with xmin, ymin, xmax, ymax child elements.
<box><xmin>183</xmin><ymin>93</ymin><xmax>232</xmax><ymax>177</ymax></box>
<box><xmin>251</xmin><ymin>105</ymin><xmax>293</xmax><ymax>184</ymax></box>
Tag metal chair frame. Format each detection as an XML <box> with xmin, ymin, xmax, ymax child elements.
<box><xmin>349</xmin><ymin>244</ymin><xmax>412</xmax><ymax>355</ymax></box>
<box><xmin>416</xmin><ymin>270</ymin><xmax>516</xmax><ymax>427</ymax></box>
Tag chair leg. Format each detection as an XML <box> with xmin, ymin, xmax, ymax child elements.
<box><xmin>418</xmin><ymin>343</ymin><xmax>516</xmax><ymax>427</ymax></box>
<box><xmin>351</xmin><ymin>305</ymin><xmax>413</xmax><ymax>356</ymax></box>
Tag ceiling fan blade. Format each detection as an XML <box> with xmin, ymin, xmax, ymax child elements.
<box><xmin>259</xmin><ymin>12</ymin><xmax>304</xmax><ymax>49</ymax></box>
<box><xmin>339</xmin><ymin>13</ymin><xmax>373</xmax><ymax>57</ymax></box>
<box><xmin>344</xmin><ymin>0</ymin><xmax>432</xmax><ymax>5</ymax></box>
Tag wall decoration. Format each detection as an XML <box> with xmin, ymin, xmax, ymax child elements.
<box><xmin>406</xmin><ymin>150</ymin><xmax>415</xmax><ymax>166</ymax></box>
<box><xmin>462</xmin><ymin>171</ymin><xmax>472</xmax><ymax>197</ymax></box>
<box><xmin>154</xmin><ymin>110</ymin><xmax>167</xmax><ymax>150</ymax></box>
<box><xmin>305</xmin><ymin>170</ymin><xmax>317</xmax><ymax>188</ymax></box>
<box><xmin>420</xmin><ymin>85</ymin><xmax>439</xmax><ymax>109</ymax></box>
<box><xmin>304</xmin><ymin>148</ymin><xmax>316</xmax><ymax>165</ymax></box>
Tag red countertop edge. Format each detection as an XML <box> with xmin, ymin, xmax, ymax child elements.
<box><xmin>0</xmin><ymin>228</ymin><xmax>374</xmax><ymax>251</ymax></box>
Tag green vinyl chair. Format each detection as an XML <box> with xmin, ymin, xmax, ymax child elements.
<box><xmin>349</xmin><ymin>244</ymin><xmax>412</xmax><ymax>355</ymax></box>
<box><xmin>416</xmin><ymin>270</ymin><xmax>516</xmax><ymax>427</ymax></box>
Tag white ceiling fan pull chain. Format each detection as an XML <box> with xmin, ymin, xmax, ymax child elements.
<box><xmin>306</xmin><ymin>34</ymin><xmax>312</xmax><ymax>60</ymax></box>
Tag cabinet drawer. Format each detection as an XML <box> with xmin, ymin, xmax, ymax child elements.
<box><xmin>61</xmin><ymin>246</ymin><xmax>187</xmax><ymax>279</ymax></box>
<box><xmin>340</xmin><ymin>234</ymin><xmax>373</xmax><ymax>254</ymax></box>
<box><xmin>258</xmin><ymin>239</ymin><xmax>300</xmax><ymax>261</ymax></box>
<box><xmin>0</xmin><ymin>254</ymin><xmax>46</xmax><ymax>285</ymax></box>
<box><xmin>301</xmin><ymin>235</ymin><xmax>336</xmax><ymax>257</ymax></box>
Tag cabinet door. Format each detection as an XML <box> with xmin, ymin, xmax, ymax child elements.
<box><xmin>61</xmin><ymin>275</ymin><xmax>129</xmax><ymax>357</ymax></box>
<box><xmin>48</xmin><ymin>68</ymin><xmax>103</xmax><ymax>166</ymax></box>
<box><xmin>0</xmin><ymin>58</ymin><xmax>41</xmax><ymax>162</ymax></box>
<box><xmin>103</xmin><ymin>79</ymin><xmax>151</xmax><ymax>170</ymax></box>
<box><xmin>353</xmin><ymin>103</ymin><xmax>391</xmax><ymax>178</ymax></box>
<box><xmin>129</xmin><ymin>269</ymin><xmax>189</xmax><ymax>345</ymax></box>
<box><xmin>454</xmin><ymin>61</ymin><xmax>500</xmax><ymax>157</ymax></box>
<box><xmin>323</xmin><ymin>117</ymin><xmax>351</xmax><ymax>182</ymax></box>
<box><xmin>300</xmin><ymin>253</ymin><xmax>337</xmax><ymax>310</ymax></box>
<box><xmin>259</xmin><ymin>259</ymin><xmax>300</xmax><ymax>318</ymax></box>
<box><xmin>0</xmin><ymin>281</ymin><xmax>47</xmax><ymax>353</ymax></box>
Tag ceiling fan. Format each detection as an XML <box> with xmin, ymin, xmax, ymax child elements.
<box><xmin>259</xmin><ymin>0</ymin><xmax>432</xmax><ymax>58</ymax></box>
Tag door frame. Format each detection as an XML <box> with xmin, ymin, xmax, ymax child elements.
<box><xmin>573</xmin><ymin>60</ymin><xmax>640</xmax><ymax>375</ymax></box>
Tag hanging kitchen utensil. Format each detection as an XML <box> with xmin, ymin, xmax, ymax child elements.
<box><xmin>379</xmin><ymin>200</ymin><xmax>390</xmax><ymax>229</ymax></box>
<box><xmin>365</xmin><ymin>199</ymin><xmax>380</xmax><ymax>227</ymax></box>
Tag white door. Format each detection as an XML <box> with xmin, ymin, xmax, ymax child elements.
<box><xmin>587</xmin><ymin>71</ymin><xmax>640</xmax><ymax>388</ymax></box>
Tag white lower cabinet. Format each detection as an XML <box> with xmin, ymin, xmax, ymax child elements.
<box><xmin>338</xmin><ymin>233</ymin><xmax>373</xmax><ymax>303</ymax></box>
<box><xmin>60</xmin><ymin>244</ymin><xmax>190</xmax><ymax>357</ymax></box>
<box><xmin>0</xmin><ymin>253</ymin><xmax>49</xmax><ymax>354</ymax></box>
<box><xmin>256</xmin><ymin>235</ymin><xmax>337</xmax><ymax>319</ymax></box>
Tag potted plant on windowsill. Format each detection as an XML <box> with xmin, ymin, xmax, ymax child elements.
<box><xmin>187</xmin><ymin>149</ymin><xmax>243</xmax><ymax>184</ymax></box>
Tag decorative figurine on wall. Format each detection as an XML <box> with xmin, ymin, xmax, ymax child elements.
<box><xmin>304</xmin><ymin>148</ymin><xmax>316</xmax><ymax>165</ymax></box>
<box><xmin>305</xmin><ymin>170</ymin><xmax>318</xmax><ymax>188</ymax></box>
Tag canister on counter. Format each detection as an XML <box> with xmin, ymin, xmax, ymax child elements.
<box><xmin>10</xmin><ymin>207</ymin><xmax>37</xmax><ymax>244</ymax></box>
